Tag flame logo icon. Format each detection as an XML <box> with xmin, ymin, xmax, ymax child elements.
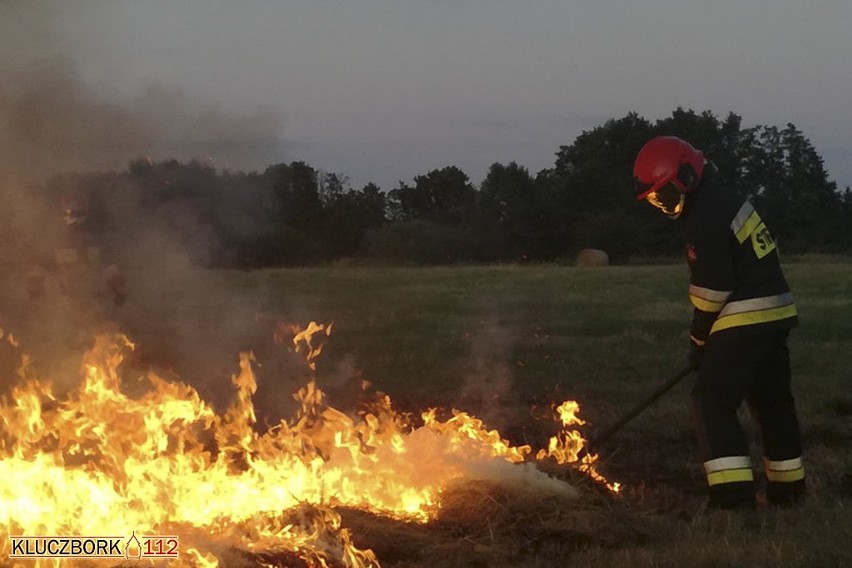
<box><xmin>124</xmin><ymin>531</ymin><xmax>142</xmax><ymax>559</ymax></box>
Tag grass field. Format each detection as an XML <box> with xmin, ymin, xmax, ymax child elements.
<box><xmin>46</xmin><ymin>258</ymin><xmax>832</xmax><ymax>568</ymax></box>
<box><xmin>140</xmin><ymin>259</ymin><xmax>852</xmax><ymax>566</ymax></box>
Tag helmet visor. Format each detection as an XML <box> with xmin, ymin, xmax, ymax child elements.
<box><xmin>645</xmin><ymin>182</ymin><xmax>686</xmax><ymax>218</ymax></box>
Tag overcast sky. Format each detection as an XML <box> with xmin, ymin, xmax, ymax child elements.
<box><xmin>4</xmin><ymin>0</ymin><xmax>852</xmax><ymax>189</ymax></box>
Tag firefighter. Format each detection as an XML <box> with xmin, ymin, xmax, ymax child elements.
<box><xmin>633</xmin><ymin>136</ymin><xmax>805</xmax><ymax>510</ymax></box>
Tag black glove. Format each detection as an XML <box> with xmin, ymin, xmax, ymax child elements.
<box><xmin>688</xmin><ymin>342</ymin><xmax>704</xmax><ymax>370</ymax></box>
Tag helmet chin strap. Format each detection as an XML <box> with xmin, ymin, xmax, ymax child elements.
<box><xmin>664</xmin><ymin>193</ymin><xmax>686</xmax><ymax>219</ymax></box>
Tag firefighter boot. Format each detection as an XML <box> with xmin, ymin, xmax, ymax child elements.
<box><xmin>707</xmin><ymin>479</ymin><xmax>756</xmax><ymax>511</ymax></box>
<box><xmin>766</xmin><ymin>478</ymin><xmax>806</xmax><ymax>507</ymax></box>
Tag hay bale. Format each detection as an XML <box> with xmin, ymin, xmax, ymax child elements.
<box><xmin>576</xmin><ymin>249</ymin><xmax>609</xmax><ymax>267</ymax></box>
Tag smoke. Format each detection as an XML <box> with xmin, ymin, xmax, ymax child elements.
<box><xmin>457</xmin><ymin>319</ymin><xmax>518</xmax><ymax>430</ymax></box>
<box><xmin>0</xmin><ymin>59</ymin><xmax>283</xmax><ymax>187</ymax></box>
<box><xmin>0</xmin><ymin>2</ymin><xmax>284</xmax><ymax>186</ymax></box>
<box><xmin>0</xmin><ymin>1</ymin><xmax>298</xmax><ymax>413</ymax></box>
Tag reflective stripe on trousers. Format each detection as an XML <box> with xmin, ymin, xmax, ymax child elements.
<box><xmin>704</xmin><ymin>456</ymin><xmax>754</xmax><ymax>486</ymax></box>
<box><xmin>764</xmin><ymin>456</ymin><xmax>805</xmax><ymax>483</ymax></box>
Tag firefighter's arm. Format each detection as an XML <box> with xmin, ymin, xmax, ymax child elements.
<box><xmin>687</xmin><ymin>225</ymin><xmax>736</xmax><ymax>346</ymax></box>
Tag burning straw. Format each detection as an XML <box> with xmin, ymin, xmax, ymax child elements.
<box><xmin>342</xmin><ymin>475</ymin><xmax>651</xmax><ymax>568</ymax></box>
<box><xmin>1</xmin><ymin>322</ymin><xmax>626</xmax><ymax>567</ymax></box>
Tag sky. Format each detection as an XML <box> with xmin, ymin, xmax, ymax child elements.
<box><xmin>3</xmin><ymin>0</ymin><xmax>852</xmax><ymax>190</ymax></box>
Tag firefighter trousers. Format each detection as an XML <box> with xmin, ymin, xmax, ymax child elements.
<box><xmin>691</xmin><ymin>330</ymin><xmax>805</xmax><ymax>509</ymax></box>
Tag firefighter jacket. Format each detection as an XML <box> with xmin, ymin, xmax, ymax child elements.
<box><xmin>680</xmin><ymin>172</ymin><xmax>798</xmax><ymax>347</ymax></box>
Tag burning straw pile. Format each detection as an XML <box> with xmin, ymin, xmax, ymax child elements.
<box><xmin>1</xmin><ymin>322</ymin><xmax>651</xmax><ymax>567</ymax></box>
<box><xmin>343</xmin><ymin>475</ymin><xmax>653</xmax><ymax>568</ymax></box>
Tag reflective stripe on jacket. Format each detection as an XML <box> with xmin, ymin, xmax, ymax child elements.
<box><xmin>681</xmin><ymin>172</ymin><xmax>798</xmax><ymax>344</ymax></box>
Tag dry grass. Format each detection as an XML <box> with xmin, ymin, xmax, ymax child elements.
<box><xmin>340</xmin><ymin>466</ymin><xmax>658</xmax><ymax>568</ymax></box>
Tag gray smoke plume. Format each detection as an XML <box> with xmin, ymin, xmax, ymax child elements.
<box><xmin>458</xmin><ymin>319</ymin><xmax>519</xmax><ymax>429</ymax></box>
<box><xmin>0</xmin><ymin>1</ymin><xmax>300</xmax><ymax>418</ymax></box>
<box><xmin>0</xmin><ymin>1</ymin><xmax>284</xmax><ymax>186</ymax></box>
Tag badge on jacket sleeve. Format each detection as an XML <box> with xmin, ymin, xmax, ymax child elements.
<box><xmin>751</xmin><ymin>222</ymin><xmax>777</xmax><ymax>259</ymax></box>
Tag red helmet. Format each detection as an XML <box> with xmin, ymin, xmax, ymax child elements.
<box><xmin>633</xmin><ymin>136</ymin><xmax>705</xmax><ymax>200</ymax></box>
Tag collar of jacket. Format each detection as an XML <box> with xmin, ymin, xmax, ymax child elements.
<box><xmin>681</xmin><ymin>162</ymin><xmax>719</xmax><ymax>219</ymax></box>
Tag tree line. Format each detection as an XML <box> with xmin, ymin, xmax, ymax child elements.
<box><xmin>27</xmin><ymin>108</ymin><xmax>852</xmax><ymax>268</ymax></box>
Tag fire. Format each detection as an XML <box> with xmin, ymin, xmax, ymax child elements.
<box><xmin>275</xmin><ymin>320</ymin><xmax>332</xmax><ymax>371</ymax></box>
<box><xmin>0</xmin><ymin>321</ymin><xmax>618</xmax><ymax>567</ymax></box>
<box><xmin>536</xmin><ymin>400</ymin><xmax>621</xmax><ymax>493</ymax></box>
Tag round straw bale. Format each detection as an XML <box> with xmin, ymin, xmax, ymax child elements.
<box><xmin>576</xmin><ymin>249</ymin><xmax>609</xmax><ymax>267</ymax></box>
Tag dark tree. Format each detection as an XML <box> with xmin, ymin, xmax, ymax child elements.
<box><xmin>549</xmin><ymin>113</ymin><xmax>660</xmax><ymax>259</ymax></box>
<box><xmin>477</xmin><ymin>162</ymin><xmax>555</xmax><ymax>260</ymax></box>
<box><xmin>736</xmin><ymin>124</ymin><xmax>842</xmax><ymax>251</ymax></box>
<box><xmin>389</xmin><ymin>166</ymin><xmax>475</xmax><ymax>224</ymax></box>
<box><xmin>16</xmin><ymin>107</ymin><xmax>850</xmax><ymax>270</ymax></box>
<box><xmin>321</xmin><ymin>181</ymin><xmax>388</xmax><ymax>258</ymax></box>
<box><xmin>264</xmin><ymin>161</ymin><xmax>323</xmax><ymax>230</ymax></box>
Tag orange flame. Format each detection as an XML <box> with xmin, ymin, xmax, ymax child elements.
<box><xmin>535</xmin><ymin>400</ymin><xmax>621</xmax><ymax>493</ymax></box>
<box><xmin>0</xmin><ymin>322</ymin><xmax>618</xmax><ymax>567</ymax></box>
<box><xmin>275</xmin><ymin>320</ymin><xmax>332</xmax><ymax>371</ymax></box>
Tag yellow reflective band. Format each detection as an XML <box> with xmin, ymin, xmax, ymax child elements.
<box><xmin>689</xmin><ymin>283</ymin><xmax>731</xmax><ymax>312</ymax></box>
<box><xmin>689</xmin><ymin>284</ymin><xmax>733</xmax><ymax>303</ymax></box>
<box><xmin>707</xmin><ymin>468</ymin><xmax>754</xmax><ymax>487</ymax></box>
<box><xmin>719</xmin><ymin>293</ymin><xmax>793</xmax><ymax>316</ymax></box>
<box><xmin>705</xmin><ymin>455</ymin><xmax>751</xmax><ymax>473</ymax></box>
<box><xmin>690</xmin><ymin>294</ymin><xmax>726</xmax><ymax>312</ymax></box>
<box><xmin>734</xmin><ymin>211</ymin><xmax>762</xmax><ymax>244</ymax></box>
<box><xmin>765</xmin><ymin>466</ymin><xmax>805</xmax><ymax>483</ymax></box>
<box><xmin>730</xmin><ymin>201</ymin><xmax>755</xmax><ymax>235</ymax></box>
<box><xmin>710</xmin><ymin>304</ymin><xmax>798</xmax><ymax>334</ymax></box>
<box><xmin>690</xmin><ymin>335</ymin><xmax>706</xmax><ymax>346</ymax></box>
<box><xmin>764</xmin><ymin>457</ymin><xmax>803</xmax><ymax>471</ymax></box>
